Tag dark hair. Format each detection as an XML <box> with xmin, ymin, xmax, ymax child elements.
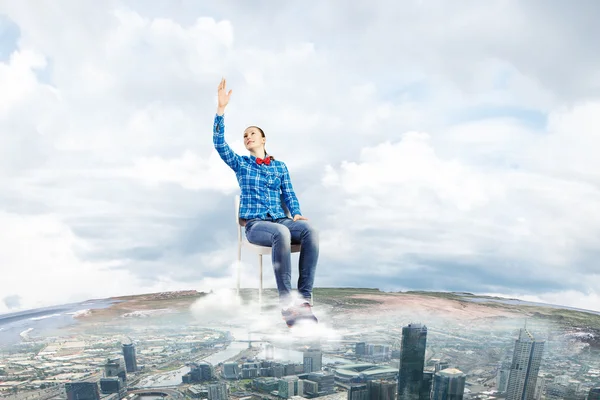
<box><xmin>246</xmin><ymin>125</ymin><xmax>274</xmax><ymax>160</ymax></box>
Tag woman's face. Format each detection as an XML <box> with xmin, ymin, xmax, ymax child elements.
<box><xmin>243</xmin><ymin>127</ymin><xmax>265</xmax><ymax>152</ymax></box>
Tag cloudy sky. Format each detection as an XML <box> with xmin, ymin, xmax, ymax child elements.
<box><xmin>1</xmin><ymin>0</ymin><xmax>600</xmax><ymax>314</ymax></box>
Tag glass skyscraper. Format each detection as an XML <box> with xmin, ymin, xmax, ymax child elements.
<box><xmin>122</xmin><ymin>343</ymin><xmax>137</xmax><ymax>373</ymax></box>
<box><xmin>431</xmin><ymin>368</ymin><xmax>466</xmax><ymax>400</ymax></box>
<box><xmin>588</xmin><ymin>387</ymin><xmax>600</xmax><ymax>400</ymax></box>
<box><xmin>506</xmin><ymin>328</ymin><xmax>545</xmax><ymax>400</ymax></box>
<box><xmin>398</xmin><ymin>323</ymin><xmax>428</xmax><ymax>400</ymax></box>
<box><xmin>65</xmin><ymin>382</ymin><xmax>100</xmax><ymax>400</ymax></box>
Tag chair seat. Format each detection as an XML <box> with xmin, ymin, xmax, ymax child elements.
<box><xmin>243</xmin><ymin>240</ymin><xmax>301</xmax><ymax>255</ymax></box>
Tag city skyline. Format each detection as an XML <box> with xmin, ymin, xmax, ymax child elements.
<box><xmin>2</xmin><ymin>305</ymin><xmax>596</xmax><ymax>400</ymax></box>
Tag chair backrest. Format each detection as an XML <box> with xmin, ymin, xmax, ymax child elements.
<box><xmin>235</xmin><ymin>193</ymin><xmax>290</xmax><ymax>227</ymax></box>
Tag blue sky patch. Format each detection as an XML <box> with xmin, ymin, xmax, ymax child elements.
<box><xmin>0</xmin><ymin>14</ymin><xmax>20</xmax><ymax>63</ymax></box>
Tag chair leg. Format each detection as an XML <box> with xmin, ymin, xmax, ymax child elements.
<box><xmin>258</xmin><ymin>254</ymin><xmax>263</xmax><ymax>309</ymax></box>
<box><xmin>236</xmin><ymin>243</ymin><xmax>242</xmax><ymax>296</ymax></box>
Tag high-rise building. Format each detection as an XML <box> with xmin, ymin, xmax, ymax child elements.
<box><xmin>398</xmin><ymin>323</ymin><xmax>428</xmax><ymax>400</ymax></box>
<box><xmin>222</xmin><ymin>362</ymin><xmax>240</xmax><ymax>379</ymax></box>
<box><xmin>506</xmin><ymin>328</ymin><xmax>545</xmax><ymax>400</ymax></box>
<box><xmin>99</xmin><ymin>377</ymin><xmax>123</xmax><ymax>395</ymax></box>
<box><xmin>103</xmin><ymin>358</ymin><xmax>126</xmax><ymax>382</ymax></box>
<box><xmin>272</xmin><ymin>364</ymin><xmax>285</xmax><ymax>378</ymax></box>
<box><xmin>65</xmin><ymin>382</ymin><xmax>100</xmax><ymax>400</ymax></box>
<box><xmin>282</xmin><ymin>363</ymin><xmax>294</xmax><ymax>376</ymax></box>
<box><xmin>207</xmin><ymin>382</ymin><xmax>228</xmax><ymax>400</ymax></box>
<box><xmin>303</xmin><ymin>347</ymin><xmax>323</xmax><ymax>373</ymax></box>
<box><xmin>365</xmin><ymin>344</ymin><xmax>391</xmax><ymax>361</ymax></box>
<box><xmin>122</xmin><ymin>343</ymin><xmax>137</xmax><ymax>373</ymax></box>
<box><xmin>421</xmin><ymin>371</ymin><xmax>434</xmax><ymax>400</ymax></box>
<box><xmin>279</xmin><ymin>375</ymin><xmax>299</xmax><ymax>398</ymax></box>
<box><xmin>497</xmin><ymin>362</ymin><xmax>510</xmax><ymax>393</ymax></box>
<box><xmin>182</xmin><ymin>362</ymin><xmax>214</xmax><ymax>383</ymax></box>
<box><xmin>302</xmin><ymin>380</ymin><xmax>318</xmax><ymax>397</ymax></box>
<box><xmin>367</xmin><ymin>379</ymin><xmax>396</xmax><ymax>400</ymax></box>
<box><xmin>348</xmin><ymin>383</ymin><xmax>368</xmax><ymax>400</ymax></box>
<box><xmin>534</xmin><ymin>378</ymin><xmax>546</xmax><ymax>400</ymax></box>
<box><xmin>434</xmin><ymin>361</ymin><xmax>449</xmax><ymax>373</ymax></box>
<box><xmin>303</xmin><ymin>371</ymin><xmax>335</xmax><ymax>396</ymax></box>
<box><xmin>241</xmin><ymin>367</ymin><xmax>258</xmax><ymax>379</ymax></box>
<box><xmin>253</xmin><ymin>377</ymin><xmax>280</xmax><ymax>393</ymax></box>
<box><xmin>431</xmin><ymin>368</ymin><xmax>466</xmax><ymax>400</ymax></box>
<box><xmin>588</xmin><ymin>387</ymin><xmax>600</xmax><ymax>400</ymax></box>
<box><xmin>356</xmin><ymin>342</ymin><xmax>366</xmax><ymax>357</ymax></box>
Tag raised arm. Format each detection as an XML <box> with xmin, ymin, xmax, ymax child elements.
<box><xmin>212</xmin><ymin>78</ymin><xmax>241</xmax><ymax>172</ymax></box>
<box><xmin>281</xmin><ymin>162</ymin><xmax>302</xmax><ymax>218</ymax></box>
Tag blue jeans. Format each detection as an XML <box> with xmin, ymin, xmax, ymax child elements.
<box><xmin>244</xmin><ymin>217</ymin><xmax>319</xmax><ymax>307</ymax></box>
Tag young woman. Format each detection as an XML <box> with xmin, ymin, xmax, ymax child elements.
<box><xmin>212</xmin><ymin>78</ymin><xmax>319</xmax><ymax>327</ymax></box>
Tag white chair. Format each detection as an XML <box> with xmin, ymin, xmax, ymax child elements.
<box><xmin>235</xmin><ymin>194</ymin><xmax>301</xmax><ymax>307</ymax></box>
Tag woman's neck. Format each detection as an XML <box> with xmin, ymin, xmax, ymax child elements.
<box><xmin>250</xmin><ymin>149</ymin><xmax>267</xmax><ymax>159</ymax></box>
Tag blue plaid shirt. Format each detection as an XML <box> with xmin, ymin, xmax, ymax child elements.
<box><xmin>213</xmin><ymin>114</ymin><xmax>302</xmax><ymax>220</ymax></box>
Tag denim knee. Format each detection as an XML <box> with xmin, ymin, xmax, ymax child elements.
<box><xmin>303</xmin><ymin>225</ymin><xmax>319</xmax><ymax>244</ymax></box>
<box><xmin>273</xmin><ymin>225</ymin><xmax>292</xmax><ymax>246</ymax></box>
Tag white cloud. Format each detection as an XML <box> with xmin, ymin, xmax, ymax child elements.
<box><xmin>0</xmin><ymin>50</ymin><xmax>46</xmax><ymax>116</ymax></box>
<box><xmin>1</xmin><ymin>1</ymin><xmax>600</xmax><ymax>314</ymax></box>
<box><xmin>0</xmin><ymin>211</ymin><xmax>124</xmax><ymax>312</ymax></box>
<box><xmin>119</xmin><ymin>149</ymin><xmax>238</xmax><ymax>192</ymax></box>
<box><xmin>317</xmin><ymin>102</ymin><xmax>600</xmax><ymax>310</ymax></box>
<box><xmin>0</xmin><ymin>209</ymin><xmax>249</xmax><ymax>313</ymax></box>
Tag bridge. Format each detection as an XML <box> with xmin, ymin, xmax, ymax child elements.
<box><xmin>127</xmin><ymin>387</ymin><xmax>183</xmax><ymax>399</ymax></box>
<box><xmin>229</xmin><ymin>331</ymin><xmax>263</xmax><ymax>348</ymax></box>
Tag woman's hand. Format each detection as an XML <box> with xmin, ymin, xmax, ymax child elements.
<box><xmin>217</xmin><ymin>78</ymin><xmax>232</xmax><ymax>114</ymax></box>
<box><xmin>293</xmin><ymin>215</ymin><xmax>308</xmax><ymax>222</ymax></box>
